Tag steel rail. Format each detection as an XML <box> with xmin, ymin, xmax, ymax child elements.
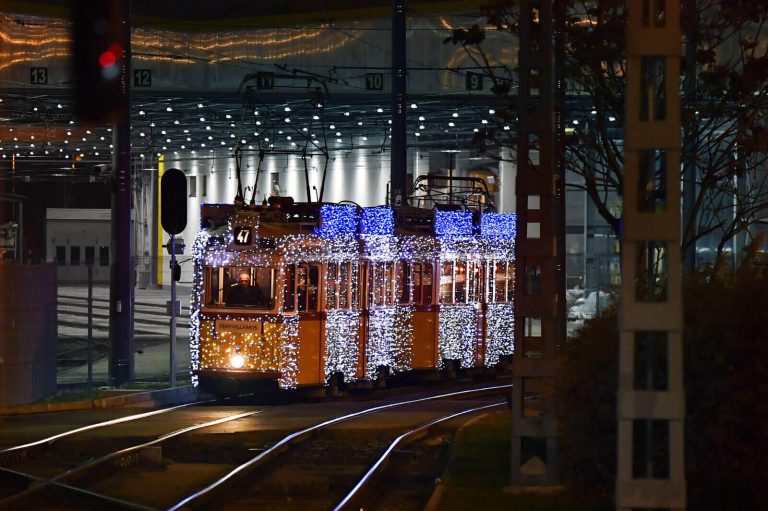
<box><xmin>0</xmin><ymin>465</ymin><xmax>157</xmax><ymax>511</ymax></box>
<box><xmin>167</xmin><ymin>383</ymin><xmax>513</xmax><ymax>511</ymax></box>
<box><xmin>0</xmin><ymin>410</ymin><xmax>259</xmax><ymax>510</ymax></box>
<box><xmin>334</xmin><ymin>401</ymin><xmax>506</xmax><ymax>511</ymax></box>
<box><xmin>0</xmin><ymin>399</ymin><xmax>214</xmax><ymax>455</ymax></box>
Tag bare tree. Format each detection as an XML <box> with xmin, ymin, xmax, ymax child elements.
<box><xmin>446</xmin><ymin>0</ymin><xmax>768</xmax><ymax>263</ymax></box>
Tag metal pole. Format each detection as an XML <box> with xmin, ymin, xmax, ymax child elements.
<box><xmin>87</xmin><ymin>264</ymin><xmax>93</xmax><ymax>385</ymax></box>
<box><xmin>390</xmin><ymin>0</ymin><xmax>407</xmax><ymax>206</ymax></box>
<box><xmin>108</xmin><ymin>0</ymin><xmax>133</xmax><ymax>385</ymax></box>
<box><xmin>170</xmin><ymin>234</ymin><xmax>177</xmax><ymax>387</ymax></box>
<box><xmin>150</xmin><ymin>162</ymin><xmax>160</xmax><ymax>289</ymax></box>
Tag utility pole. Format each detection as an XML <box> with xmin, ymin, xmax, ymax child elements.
<box><xmin>617</xmin><ymin>1</ymin><xmax>685</xmax><ymax>509</ymax></box>
<box><xmin>390</xmin><ymin>0</ymin><xmax>407</xmax><ymax>206</ymax></box>
<box><xmin>109</xmin><ymin>0</ymin><xmax>134</xmax><ymax>384</ymax></box>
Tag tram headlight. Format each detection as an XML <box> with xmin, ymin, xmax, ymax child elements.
<box><xmin>230</xmin><ymin>352</ymin><xmax>246</xmax><ymax>369</ymax></box>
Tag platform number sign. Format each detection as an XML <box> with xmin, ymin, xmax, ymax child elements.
<box><xmin>256</xmin><ymin>72</ymin><xmax>275</xmax><ymax>90</ymax></box>
<box><xmin>30</xmin><ymin>67</ymin><xmax>48</xmax><ymax>85</ymax></box>
<box><xmin>133</xmin><ymin>69</ymin><xmax>152</xmax><ymax>87</ymax></box>
<box><xmin>234</xmin><ymin>226</ymin><xmax>252</xmax><ymax>246</ymax></box>
<box><xmin>466</xmin><ymin>71</ymin><xmax>483</xmax><ymax>91</ymax></box>
<box><xmin>365</xmin><ymin>73</ymin><xmax>384</xmax><ymax>90</ymax></box>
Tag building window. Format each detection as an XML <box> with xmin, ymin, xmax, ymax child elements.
<box><xmin>638</xmin><ymin>149</ymin><xmax>667</xmax><ymax>213</ymax></box>
<box><xmin>55</xmin><ymin>246</ymin><xmax>66</xmax><ymax>265</ymax></box>
<box><xmin>85</xmin><ymin>246</ymin><xmax>95</xmax><ymax>266</ymax></box>
<box><xmin>528</xmin><ymin>195</ymin><xmax>540</xmax><ymax>210</ymax></box>
<box><xmin>634</xmin><ymin>331</ymin><xmax>669</xmax><ymax>391</ymax></box>
<box><xmin>201</xmin><ymin>175</ymin><xmax>208</xmax><ymax>197</ymax></box>
<box><xmin>188</xmin><ymin>176</ymin><xmax>197</xmax><ymax>197</ymax></box>
<box><xmin>525</xmin><ymin>265</ymin><xmax>542</xmax><ymax>295</ymax></box>
<box><xmin>632</xmin><ymin>419</ymin><xmax>670</xmax><ymax>479</ymax></box>
<box><xmin>527</xmin><ymin>222</ymin><xmax>541</xmax><ymax>239</ymax></box>
<box><xmin>528</xmin><ymin>133</ymin><xmax>540</xmax><ymax>167</ymax></box>
<box><xmin>70</xmin><ymin>246</ymin><xmax>81</xmax><ymax>266</ymax></box>
<box><xmin>524</xmin><ymin>317</ymin><xmax>542</xmax><ymax>337</ymax></box>
<box><xmin>99</xmin><ymin>246</ymin><xmax>109</xmax><ymax>266</ymax></box>
<box><xmin>642</xmin><ymin>0</ymin><xmax>666</xmax><ymax>27</ymax></box>
<box><xmin>636</xmin><ymin>241</ymin><xmax>668</xmax><ymax>302</ymax></box>
<box><xmin>640</xmin><ymin>56</ymin><xmax>666</xmax><ymax>121</ymax></box>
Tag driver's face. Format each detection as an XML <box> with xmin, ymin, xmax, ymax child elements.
<box><xmin>238</xmin><ymin>274</ymin><xmax>250</xmax><ymax>287</ymax></box>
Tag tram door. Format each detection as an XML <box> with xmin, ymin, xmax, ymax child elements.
<box><xmin>283</xmin><ymin>263</ymin><xmax>324</xmax><ymax>385</ymax></box>
<box><xmin>410</xmin><ymin>262</ymin><xmax>438</xmax><ymax>369</ymax></box>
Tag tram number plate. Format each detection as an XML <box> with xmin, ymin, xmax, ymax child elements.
<box><xmin>233</xmin><ymin>226</ymin><xmax>252</xmax><ymax>245</ymax></box>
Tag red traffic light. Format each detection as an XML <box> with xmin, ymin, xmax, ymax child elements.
<box><xmin>98</xmin><ymin>44</ymin><xmax>122</xmax><ymax>68</ymax></box>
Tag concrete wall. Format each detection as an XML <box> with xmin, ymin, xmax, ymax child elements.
<box><xmin>0</xmin><ymin>263</ymin><xmax>58</xmax><ymax>407</ymax></box>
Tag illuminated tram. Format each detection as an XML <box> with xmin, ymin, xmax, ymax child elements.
<box><xmin>190</xmin><ymin>197</ymin><xmax>515</xmax><ymax>393</ymax></box>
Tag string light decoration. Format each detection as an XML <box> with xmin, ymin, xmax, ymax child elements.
<box><xmin>481</xmin><ymin>212</ymin><xmax>517</xmax><ymax>240</ymax></box>
<box><xmin>485</xmin><ymin>302</ymin><xmax>515</xmax><ymax>365</ymax></box>
<box><xmin>366</xmin><ymin>306</ymin><xmax>414</xmax><ymax>378</ymax></box>
<box><xmin>278</xmin><ymin>314</ymin><xmax>300</xmax><ymax>388</ymax></box>
<box><xmin>438</xmin><ymin>304</ymin><xmax>478</xmax><ymax>368</ymax></box>
<box><xmin>315</xmin><ymin>204</ymin><xmax>358</xmax><ymax>238</ymax></box>
<box><xmin>361</xmin><ymin>207</ymin><xmax>394</xmax><ymax>235</ymax></box>
<box><xmin>434</xmin><ymin>210</ymin><xmax>474</xmax><ymax>238</ymax></box>
<box><xmin>188</xmin><ymin>231</ymin><xmax>210</xmax><ymax>387</ymax></box>
<box><xmin>324</xmin><ymin>309</ymin><xmax>361</xmax><ymax>382</ymax></box>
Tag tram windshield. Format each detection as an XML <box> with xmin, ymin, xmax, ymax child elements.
<box><xmin>204</xmin><ymin>266</ymin><xmax>276</xmax><ymax>309</ymax></box>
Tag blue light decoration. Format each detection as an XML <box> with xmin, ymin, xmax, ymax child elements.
<box><xmin>360</xmin><ymin>207</ymin><xmax>394</xmax><ymax>235</ymax></box>
<box><xmin>481</xmin><ymin>212</ymin><xmax>517</xmax><ymax>240</ymax></box>
<box><xmin>434</xmin><ymin>210</ymin><xmax>474</xmax><ymax>238</ymax></box>
<box><xmin>315</xmin><ymin>204</ymin><xmax>358</xmax><ymax>238</ymax></box>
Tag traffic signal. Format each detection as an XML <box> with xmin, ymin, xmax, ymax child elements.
<box><xmin>71</xmin><ymin>1</ymin><xmax>127</xmax><ymax>123</ymax></box>
<box><xmin>172</xmin><ymin>261</ymin><xmax>182</xmax><ymax>282</ymax></box>
<box><xmin>161</xmin><ymin>168</ymin><xmax>188</xmax><ymax>235</ymax></box>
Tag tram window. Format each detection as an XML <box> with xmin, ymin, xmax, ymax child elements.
<box><xmin>495</xmin><ymin>262</ymin><xmax>507</xmax><ymax>301</ymax></box>
<box><xmin>339</xmin><ymin>262</ymin><xmax>350</xmax><ymax>309</ymax></box>
<box><xmin>308</xmin><ymin>266</ymin><xmax>319</xmax><ymax>311</ymax></box>
<box><xmin>420</xmin><ymin>263</ymin><xmax>434</xmax><ymax>304</ymax></box>
<box><xmin>466</xmin><ymin>261</ymin><xmax>482</xmax><ymax>303</ymax></box>
<box><xmin>396</xmin><ymin>261</ymin><xmax>411</xmax><ymax>304</ymax></box>
<box><xmin>296</xmin><ymin>264</ymin><xmax>320</xmax><ymax>312</ymax></box>
<box><xmin>327</xmin><ymin>263</ymin><xmax>338</xmax><ymax>309</ymax></box>
<box><xmin>283</xmin><ymin>264</ymin><xmax>296</xmax><ymax>312</ymax></box>
<box><xmin>455</xmin><ymin>262</ymin><xmax>467</xmax><ymax>303</ymax></box>
<box><xmin>351</xmin><ymin>263</ymin><xmax>361</xmax><ymax>309</ymax></box>
<box><xmin>440</xmin><ymin>262</ymin><xmax>454</xmax><ymax>303</ymax></box>
<box><xmin>370</xmin><ymin>261</ymin><xmax>395</xmax><ymax>307</ymax></box>
<box><xmin>326</xmin><ymin>262</ymin><xmax>352</xmax><ymax>310</ymax></box>
<box><xmin>205</xmin><ymin>266</ymin><xmax>276</xmax><ymax>309</ymax></box>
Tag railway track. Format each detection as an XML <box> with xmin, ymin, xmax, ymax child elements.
<box><xmin>0</xmin><ymin>384</ymin><xmax>512</xmax><ymax>511</ymax></box>
<box><xmin>172</xmin><ymin>384</ymin><xmax>512</xmax><ymax>511</ymax></box>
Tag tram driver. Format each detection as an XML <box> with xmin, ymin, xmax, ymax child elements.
<box><xmin>227</xmin><ymin>271</ymin><xmax>267</xmax><ymax>306</ymax></box>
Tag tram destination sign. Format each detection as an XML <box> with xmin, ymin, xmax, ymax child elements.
<box><xmin>216</xmin><ymin>320</ymin><xmax>262</xmax><ymax>335</ymax></box>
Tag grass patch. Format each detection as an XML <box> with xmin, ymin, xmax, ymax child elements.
<box><xmin>438</xmin><ymin>410</ymin><xmax>612</xmax><ymax>511</ymax></box>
